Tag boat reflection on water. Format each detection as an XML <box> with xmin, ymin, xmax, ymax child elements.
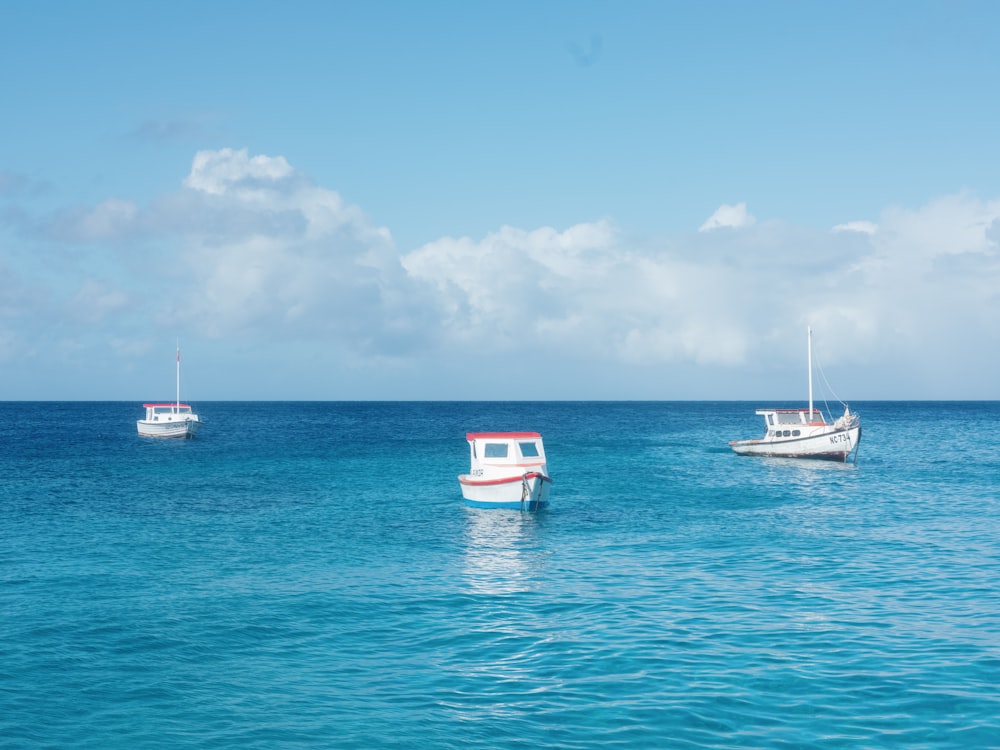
<box><xmin>461</xmin><ymin>508</ymin><xmax>548</xmax><ymax>595</ymax></box>
<box><xmin>760</xmin><ymin>455</ymin><xmax>860</xmax><ymax>474</ymax></box>
<box><xmin>759</xmin><ymin>454</ymin><xmax>860</xmax><ymax>503</ymax></box>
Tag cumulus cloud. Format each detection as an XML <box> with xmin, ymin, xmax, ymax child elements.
<box><xmin>402</xmin><ymin>222</ymin><xmax>619</xmax><ymax>346</ymax></box>
<box><xmin>4</xmin><ymin>147</ymin><xmax>1000</xmax><ymax>398</ymax></box>
<box><xmin>2</xmin><ymin>148</ymin><xmax>421</xmax><ymax>368</ymax></box>
<box><xmin>401</xmin><ymin>191</ymin><xmax>1000</xmax><ymax>390</ymax></box>
<box><xmin>161</xmin><ymin>148</ymin><xmax>418</xmax><ymax>352</ymax></box>
<box><xmin>832</xmin><ymin>220</ymin><xmax>878</xmax><ymax>234</ymax></box>
<box><xmin>184</xmin><ymin>148</ymin><xmax>295</xmax><ymax>197</ymax></box>
<box><xmin>875</xmin><ymin>192</ymin><xmax>1000</xmax><ymax>262</ymax></box>
<box><xmin>403</xmin><ymin>221</ymin><xmax>755</xmax><ymax>366</ymax></box>
<box><xmin>699</xmin><ymin>202</ymin><xmax>756</xmax><ymax>232</ymax></box>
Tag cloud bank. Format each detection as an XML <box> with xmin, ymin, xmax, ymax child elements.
<box><xmin>2</xmin><ymin>150</ymin><xmax>999</xmax><ymax>398</ymax></box>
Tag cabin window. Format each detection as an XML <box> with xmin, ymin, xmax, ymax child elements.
<box><xmin>484</xmin><ymin>443</ymin><xmax>509</xmax><ymax>458</ymax></box>
<box><xmin>783</xmin><ymin>430</ymin><xmax>791</xmax><ymax>437</ymax></box>
<box><xmin>518</xmin><ymin>442</ymin><xmax>540</xmax><ymax>458</ymax></box>
<box><xmin>777</xmin><ymin>412</ymin><xmax>805</xmax><ymax>425</ymax></box>
<box><xmin>152</xmin><ymin>405</ymin><xmax>189</xmax><ymax>415</ymax></box>
<box><xmin>792</xmin><ymin>430</ymin><xmax>801</xmax><ymax>437</ymax></box>
<box><xmin>767</xmin><ymin>415</ymin><xmax>774</xmax><ymax>426</ymax></box>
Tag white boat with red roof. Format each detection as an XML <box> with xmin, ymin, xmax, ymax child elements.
<box><xmin>458</xmin><ymin>432</ymin><xmax>553</xmax><ymax>510</ymax></box>
<box><xmin>137</xmin><ymin>345</ymin><xmax>201</xmax><ymax>439</ymax></box>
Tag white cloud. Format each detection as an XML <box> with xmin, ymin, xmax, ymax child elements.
<box><xmin>402</xmin><ymin>222</ymin><xmax>620</xmax><ymax>348</ymax></box>
<box><xmin>401</xmin><ymin>191</ymin><xmax>1000</xmax><ymax>392</ymax></box>
<box><xmin>402</xmin><ymin>221</ymin><xmax>756</xmax><ymax>366</ymax></box>
<box><xmin>698</xmin><ymin>202</ymin><xmax>756</xmax><ymax>232</ymax></box>
<box><xmin>183</xmin><ymin>147</ymin><xmax>294</xmax><ymax>197</ymax></box>
<box><xmin>161</xmin><ymin>149</ymin><xmax>416</xmax><ymax>351</ymax></box>
<box><xmin>832</xmin><ymin>220</ymin><xmax>878</xmax><ymax>235</ymax></box>
<box><xmin>874</xmin><ymin>192</ymin><xmax>1000</xmax><ymax>263</ymax></box>
<box><xmin>2</xmin><ymin>149</ymin><xmax>420</xmax><ymax>368</ymax></box>
<box><xmin>5</xmin><ymin>148</ymin><xmax>1000</xmax><ymax>398</ymax></box>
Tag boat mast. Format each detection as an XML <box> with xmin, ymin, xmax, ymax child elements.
<box><xmin>176</xmin><ymin>341</ymin><xmax>180</xmax><ymax>411</ymax></box>
<box><xmin>804</xmin><ymin>326</ymin><xmax>813</xmax><ymax>422</ymax></box>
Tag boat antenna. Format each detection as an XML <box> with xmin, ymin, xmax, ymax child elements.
<box><xmin>808</xmin><ymin>326</ymin><xmax>814</xmax><ymax>420</ymax></box>
<box><xmin>176</xmin><ymin>340</ymin><xmax>181</xmax><ymax>411</ymax></box>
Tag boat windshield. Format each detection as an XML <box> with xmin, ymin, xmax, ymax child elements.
<box><xmin>774</xmin><ymin>412</ymin><xmax>800</xmax><ymax>425</ymax></box>
<box><xmin>153</xmin><ymin>406</ymin><xmax>191</xmax><ymax>415</ymax></box>
<box><xmin>519</xmin><ymin>442</ymin><xmax>540</xmax><ymax>458</ymax></box>
<box><xmin>484</xmin><ymin>443</ymin><xmax>509</xmax><ymax>458</ymax></box>
<box><xmin>774</xmin><ymin>410</ymin><xmax>824</xmax><ymax>425</ymax></box>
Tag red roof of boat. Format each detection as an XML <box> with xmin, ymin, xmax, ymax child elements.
<box><xmin>466</xmin><ymin>432</ymin><xmax>541</xmax><ymax>441</ymax></box>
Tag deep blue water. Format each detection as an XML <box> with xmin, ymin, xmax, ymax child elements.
<box><xmin>2</xmin><ymin>401</ymin><xmax>999</xmax><ymax>749</ymax></box>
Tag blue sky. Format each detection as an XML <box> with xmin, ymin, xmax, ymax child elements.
<box><xmin>2</xmin><ymin>1</ymin><xmax>999</xmax><ymax>400</ymax></box>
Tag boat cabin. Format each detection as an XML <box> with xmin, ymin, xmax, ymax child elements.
<box><xmin>758</xmin><ymin>408</ymin><xmax>828</xmax><ymax>425</ymax></box>
<box><xmin>466</xmin><ymin>432</ymin><xmax>547</xmax><ymax>479</ymax></box>
<box><xmin>142</xmin><ymin>403</ymin><xmax>196</xmax><ymax>422</ymax></box>
<box><xmin>756</xmin><ymin>408</ymin><xmax>828</xmax><ymax>439</ymax></box>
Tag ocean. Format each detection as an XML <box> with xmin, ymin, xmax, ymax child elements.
<box><xmin>2</xmin><ymin>401</ymin><xmax>998</xmax><ymax>749</ymax></box>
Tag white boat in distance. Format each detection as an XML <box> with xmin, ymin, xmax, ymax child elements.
<box><xmin>729</xmin><ymin>328</ymin><xmax>861</xmax><ymax>462</ymax></box>
<box><xmin>458</xmin><ymin>432</ymin><xmax>553</xmax><ymax>510</ymax></box>
<box><xmin>137</xmin><ymin>346</ymin><xmax>201</xmax><ymax>439</ymax></box>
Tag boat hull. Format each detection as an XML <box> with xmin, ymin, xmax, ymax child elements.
<box><xmin>458</xmin><ymin>471</ymin><xmax>552</xmax><ymax>510</ymax></box>
<box><xmin>730</xmin><ymin>424</ymin><xmax>861</xmax><ymax>462</ymax></box>
<box><xmin>136</xmin><ymin>418</ymin><xmax>201</xmax><ymax>439</ymax></box>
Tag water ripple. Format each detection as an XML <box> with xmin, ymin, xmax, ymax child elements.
<box><xmin>2</xmin><ymin>401</ymin><xmax>1000</xmax><ymax>748</ymax></box>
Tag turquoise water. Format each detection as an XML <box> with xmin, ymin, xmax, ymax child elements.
<box><xmin>2</xmin><ymin>401</ymin><xmax>999</xmax><ymax>748</ymax></box>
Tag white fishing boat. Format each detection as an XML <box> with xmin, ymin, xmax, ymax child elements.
<box><xmin>729</xmin><ymin>328</ymin><xmax>861</xmax><ymax>462</ymax></box>
<box><xmin>137</xmin><ymin>346</ymin><xmax>201</xmax><ymax>439</ymax></box>
<box><xmin>458</xmin><ymin>432</ymin><xmax>553</xmax><ymax>510</ymax></box>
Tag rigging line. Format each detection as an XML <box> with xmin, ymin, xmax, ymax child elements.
<box><xmin>811</xmin><ymin>336</ymin><xmax>847</xmax><ymax>408</ymax></box>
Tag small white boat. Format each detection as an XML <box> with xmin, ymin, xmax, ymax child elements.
<box><xmin>729</xmin><ymin>328</ymin><xmax>861</xmax><ymax>462</ymax></box>
<box><xmin>458</xmin><ymin>432</ymin><xmax>553</xmax><ymax>510</ymax></box>
<box><xmin>137</xmin><ymin>402</ymin><xmax>201</xmax><ymax>438</ymax></box>
<box><xmin>137</xmin><ymin>346</ymin><xmax>201</xmax><ymax>439</ymax></box>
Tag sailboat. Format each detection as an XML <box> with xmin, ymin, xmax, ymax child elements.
<box><xmin>136</xmin><ymin>345</ymin><xmax>202</xmax><ymax>439</ymax></box>
<box><xmin>729</xmin><ymin>328</ymin><xmax>861</xmax><ymax>462</ymax></box>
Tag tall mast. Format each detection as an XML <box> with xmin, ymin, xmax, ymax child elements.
<box><xmin>176</xmin><ymin>341</ymin><xmax>181</xmax><ymax>410</ymax></box>
<box><xmin>807</xmin><ymin>326</ymin><xmax>813</xmax><ymax>419</ymax></box>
